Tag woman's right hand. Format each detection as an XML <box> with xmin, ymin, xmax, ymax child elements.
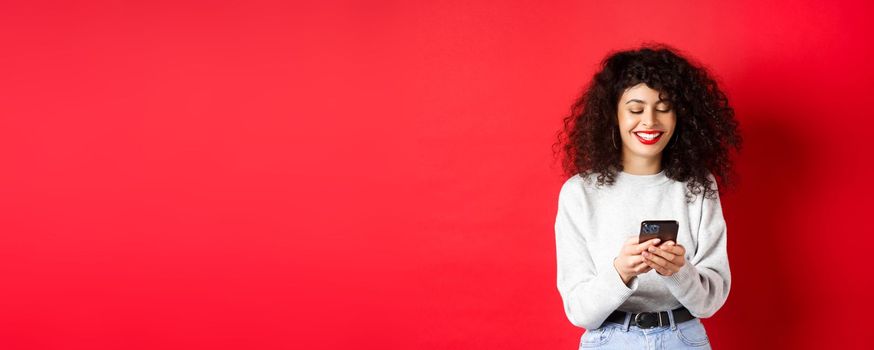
<box><xmin>613</xmin><ymin>236</ymin><xmax>662</xmax><ymax>286</ymax></box>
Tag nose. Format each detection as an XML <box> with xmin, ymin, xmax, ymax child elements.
<box><xmin>640</xmin><ymin>109</ymin><xmax>657</xmax><ymax>127</ymax></box>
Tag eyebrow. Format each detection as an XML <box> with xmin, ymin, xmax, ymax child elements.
<box><xmin>624</xmin><ymin>99</ymin><xmax>670</xmax><ymax>105</ymax></box>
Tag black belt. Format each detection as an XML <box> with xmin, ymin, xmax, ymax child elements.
<box><xmin>603</xmin><ymin>306</ymin><xmax>695</xmax><ymax>329</ymax></box>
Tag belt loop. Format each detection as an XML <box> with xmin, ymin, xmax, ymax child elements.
<box><xmin>667</xmin><ymin>308</ymin><xmax>677</xmax><ymax>331</ymax></box>
<box><xmin>621</xmin><ymin>311</ymin><xmax>632</xmax><ymax>332</ymax></box>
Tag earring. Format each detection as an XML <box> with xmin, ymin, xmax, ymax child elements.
<box><xmin>612</xmin><ymin>131</ymin><xmax>618</xmax><ymax>150</ymax></box>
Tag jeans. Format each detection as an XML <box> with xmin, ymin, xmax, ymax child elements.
<box><xmin>579</xmin><ymin>311</ymin><xmax>712</xmax><ymax>349</ymax></box>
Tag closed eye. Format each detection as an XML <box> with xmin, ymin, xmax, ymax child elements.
<box><xmin>631</xmin><ymin>109</ymin><xmax>671</xmax><ymax>114</ymax></box>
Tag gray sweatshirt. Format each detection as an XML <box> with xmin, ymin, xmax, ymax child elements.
<box><xmin>554</xmin><ymin>169</ymin><xmax>731</xmax><ymax>330</ymax></box>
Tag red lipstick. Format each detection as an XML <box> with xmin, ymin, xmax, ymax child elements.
<box><xmin>633</xmin><ymin>131</ymin><xmax>663</xmax><ymax>145</ymax></box>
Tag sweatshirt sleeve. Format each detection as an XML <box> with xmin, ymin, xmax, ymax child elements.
<box><xmin>659</xmin><ymin>175</ymin><xmax>731</xmax><ymax>318</ymax></box>
<box><xmin>555</xmin><ymin>178</ymin><xmax>638</xmax><ymax>330</ymax></box>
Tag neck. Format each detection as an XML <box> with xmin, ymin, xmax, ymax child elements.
<box><xmin>621</xmin><ymin>152</ymin><xmax>662</xmax><ymax>175</ymax></box>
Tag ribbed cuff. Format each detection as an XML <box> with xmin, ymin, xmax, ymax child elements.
<box><xmin>660</xmin><ymin>260</ymin><xmax>696</xmax><ymax>290</ymax></box>
<box><xmin>606</xmin><ymin>257</ymin><xmax>639</xmax><ymax>295</ymax></box>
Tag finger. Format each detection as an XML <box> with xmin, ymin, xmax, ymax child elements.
<box><xmin>646</xmin><ymin>245</ymin><xmax>676</xmax><ymax>263</ymax></box>
<box><xmin>624</xmin><ymin>255</ymin><xmax>647</xmax><ymax>269</ymax></box>
<box><xmin>622</xmin><ymin>237</ymin><xmax>654</xmax><ymax>255</ymax></box>
<box><xmin>634</xmin><ymin>236</ymin><xmax>661</xmax><ymax>244</ymax></box>
<box><xmin>634</xmin><ymin>263</ymin><xmax>652</xmax><ymax>274</ymax></box>
<box><xmin>621</xmin><ymin>237</ymin><xmax>638</xmax><ymax>254</ymax></box>
<box><xmin>633</xmin><ymin>257</ymin><xmax>653</xmax><ymax>273</ymax></box>
<box><xmin>626</xmin><ymin>236</ymin><xmax>646</xmax><ymax>247</ymax></box>
<box><xmin>635</xmin><ymin>238</ymin><xmax>661</xmax><ymax>254</ymax></box>
<box><xmin>660</xmin><ymin>241</ymin><xmax>684</xmax><ymax>256</ymax></box>
<box><xmin>626</xmin><ymin>255</ymin><xmax>650</xmax><ymax>272</ymax></box>
<box><xmin>642</xmin><ymin>250</ymin><xmax>671</xmax><ymax>269</ymax></box>
<box><xmin>640</xmin><ymin>263</ymin><xmax>653</xmax><ymax>271</ymax></box>
<box><xmin>633</xmin><ymin>254</ymin><xmax>651</xmax><ymax>266</ymax></box>
<box><xmin>648</xmin><ymin>256</ymin><xmax>675</xmax><ymax>275</ymax></box>
<box><xmin>643</xmin><ymin>258</ymin><xmax>672</xmax><ymax>275</ymax></box>
<box><xmin>648</xmin><ymin>250</ymin><xmax>685</xmax><ymax>273</ymax></box>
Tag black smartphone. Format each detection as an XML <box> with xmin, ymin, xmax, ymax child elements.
<box><xmin>638</xmin><ymin>220</ymin><xmax>679</xmax><ymax>244</ymax></box>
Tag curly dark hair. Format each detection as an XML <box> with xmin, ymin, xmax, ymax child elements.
<box><xmin>552</xmin><ymin>42</ymin><xmax>742</xmax><ymax>201</ymax></box>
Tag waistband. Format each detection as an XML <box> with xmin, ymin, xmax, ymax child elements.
<box><xmin>602</xmin><ymin>306</ymin><xmax>696</xmax><ymax>329</ymax></box>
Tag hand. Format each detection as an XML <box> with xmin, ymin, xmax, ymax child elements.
<box><xmin>613</xmin><ymin>236</ymin><xmax>661</xmax><ymax>286</ymax></box>
<box><xmin>642</xmin><ymin>241</ymin><xmax>687</xmax><ymax>276</ymax></box>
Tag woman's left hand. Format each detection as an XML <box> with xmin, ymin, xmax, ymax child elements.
<box><xmin>641</xmin><ymin>241</ymin><xmax>686</xmax><ymax>276</ymax></box>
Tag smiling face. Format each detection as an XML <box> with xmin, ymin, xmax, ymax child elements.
<box><xmin>616</xmin><ymin>83</ymin><xmax>677</xmax><ymax>170</ymax></box>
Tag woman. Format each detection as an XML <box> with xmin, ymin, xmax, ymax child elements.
<box><xmin>552</xmin><ymin>43</ymin><xmax>742</xmax><ymax>349</ymax></box>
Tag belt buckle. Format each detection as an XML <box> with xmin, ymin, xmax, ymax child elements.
<box><xmin>633</xmin><ymin>312</ymin><xmax>662</xmax><ymax>329</ymax></box>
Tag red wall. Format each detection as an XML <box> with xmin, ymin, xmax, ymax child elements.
<box><xmin>1</xmin><ymin>1</ymin><xmax>872</xmax><ymax>349</ymax></box>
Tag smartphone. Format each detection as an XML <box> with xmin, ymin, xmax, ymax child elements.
<box><xmin>638</xmin><ymin>220</ymin><xmax>679</xmax><ymax>244</ymax></box>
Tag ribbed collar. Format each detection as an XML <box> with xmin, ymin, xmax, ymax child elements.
<box><xmin>615</xmin><ymin>169</ymin><xmax>671</xmax><ymax>187</ymax></box>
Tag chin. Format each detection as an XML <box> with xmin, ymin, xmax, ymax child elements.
<box><xmin>631</xmin><ymin>147</ymin><xmax>666</xmax><ymax>157</ymax></box>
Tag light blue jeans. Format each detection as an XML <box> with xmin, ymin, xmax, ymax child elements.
<box><xmin>579</xmin><ymin>311</ymin><xmax>711</xmax><ymax>349</ymax></box>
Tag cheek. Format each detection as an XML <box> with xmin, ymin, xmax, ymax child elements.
<box><xmin>663</xmin><ymin>116</ymin><xmax>677</xmax><ymax>133</ymax></box>
<box><xmin>617</xmin><ymin>114</ymin><xmax>634</xmax><ymax>130</ymax></box>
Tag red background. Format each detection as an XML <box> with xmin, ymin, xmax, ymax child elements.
<box><xmin>1</xmin><ymin>1</ymin><xmax>872</xmax><ymax>349</ymax></box>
